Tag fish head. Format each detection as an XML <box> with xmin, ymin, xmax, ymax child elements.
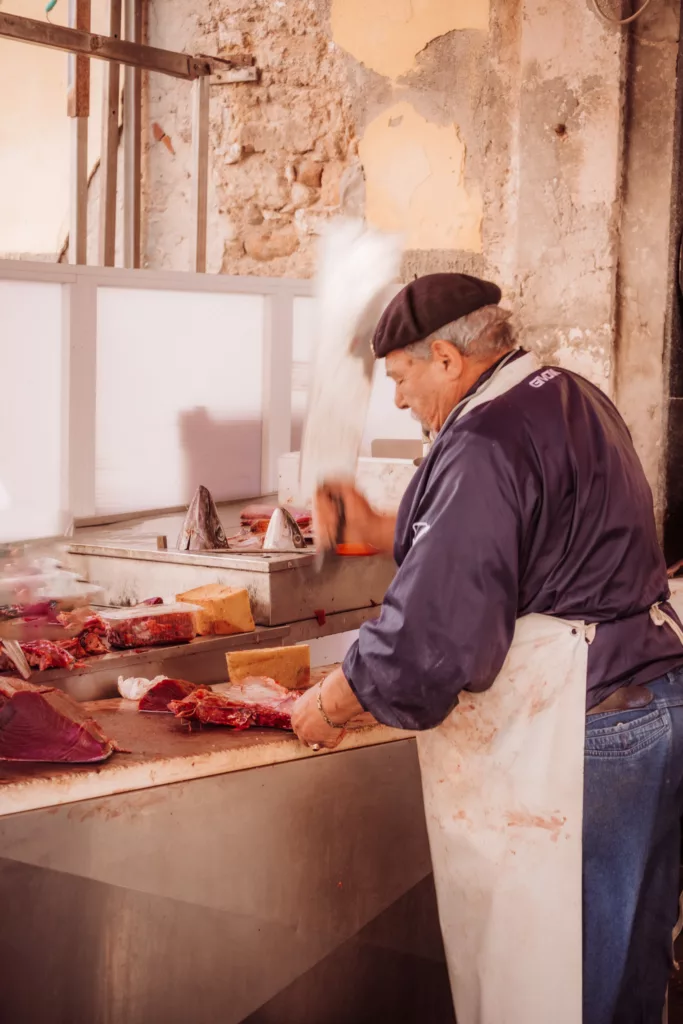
<box><xmin>263</xmin><ymin>507</ymin><xmax>307</xmax><ymax>552</ymax></box>
<box><xmin>177</xmin><ymin>485</ymin><xmax>229</xmax><ymax>551</ymax></box>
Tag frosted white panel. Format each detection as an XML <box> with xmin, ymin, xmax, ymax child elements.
<box><xmin>291</xmin><ymin>296</ymin><xmax>315</xmax><ymax>451</ymax></box>
<box><xmin>299</xmin><ymin>630</ymin><xmax>359</xmax><ymax>666</ymax></box>
<box><xmin>362</xmin><ymin>365</ymin><xmax>422</xmax><ymax>455</ymax></box>
<box><xmin>0</xmin><ymin>281</ymin><xmax>64</xmax><ymax>541</ymax></box>
<box><xmin>291</xmin><ymin>293</ymin><xmax>420</xmax><ymax>454</ymax></box>
<box><xmin>292</xmin><ymin>296</ymin><xmax>315</xmax><ymax>362</ymax></box>
<box><xmin>96</xmin><ymin>288</ymin><xmax>264</xmax><ymax>514</ymax></box>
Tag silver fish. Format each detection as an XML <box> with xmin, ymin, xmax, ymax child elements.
<box><xmin>263</xmin><ymin>507</ymin><xmax>307</xmax><ymax>553</ymax></box>
<box><xmin>177</xmin><ymin>485</ymin><xmax>229</xmax><ymax>551</ymax></box>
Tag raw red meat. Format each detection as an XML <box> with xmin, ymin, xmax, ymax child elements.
<box><xmin>139</xmin><ymin>678</ymin><xmax>201</xmax><ymax>713</ymax></box>
<box><xmin>0</xmin><ymin>641</ymin><xmax>77</xmax><ymax>673</ymax></box>
<box><xmin>140</xmin><ymin>597</ymin><xmax>163</xmax><ymax>606</ymax></box>
<box><xmin>169</xmin><ymin>678</ymin><xmax>302</xmax><ymax>731</ymax></box>
<box><xmin>56</xmin><ymin>614</ymin><xmax>110</xmax><ymax>660</ymax></box>
<box><xmin>105</xmin><ymin>606</ymin><xmax>197</xmax><ymax>649</ymax></box>
<box><xmin>0</xmin><ymin>601</ymin><xmax>60</xmax><ymax>624</ymax></box>
<box><xmin>0</xmin><ymin>677</ymin><xmax>118</xmax><ymax>763</ymax></box>
<box><xmin>170</xmin><ymin>689</ymin><xmax>254</xmax><ymax>728</ymax></box>
<box><xmin>23</xmin><ymin>641</ymin><xmax>77</xmax><ymax>672</ymax></box>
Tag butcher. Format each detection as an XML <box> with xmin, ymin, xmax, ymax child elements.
<box><xmin>290</xmin><ymin>273</ymin><xmax>683</xmax><ymax>1024</ymax></box>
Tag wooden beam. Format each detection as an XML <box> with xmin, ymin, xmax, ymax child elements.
<box><xmin>123</xmin><ymin>0</ymin><xmax>141</xmax><ymax>269</ymax></box>
<box><xmin>98</xmin><ymin>0</ymin><xmax>122</xmax><ymax>267</ymax></box>
<box><xmin>68</xmin><ymin>0</ymin><xmax>90</xmax><ymax>265</ymax></box>
<box><xmin>69</xmin><ymin>119</ymin><xmax>88</xmax><ymax>264</ymax></box>
<box><xmin>190</xmin><ymin>76</ymin><xmax>210</xmax><ymax>273</ymax></box>
<box><xmin>0</xmin><ymin>12</ymin><xmax>217</xmax><ymax>79</ymax></box>
<box><xmin>67</xmin><ymin>0</ymin><xmax>90</xmax><ymax>117</ymax></box>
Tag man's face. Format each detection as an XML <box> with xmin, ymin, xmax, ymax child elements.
<box><xmin>385</xmin><ymin>343</ymin><xmax>466</xmax><ymax>434</ymax></box>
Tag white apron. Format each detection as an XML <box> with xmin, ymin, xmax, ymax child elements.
<box><xmin>416</xmin><ymin>351</ymin><xmax>589</xmax><ymax>1024</ymax></box>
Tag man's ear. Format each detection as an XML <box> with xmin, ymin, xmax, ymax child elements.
<box><xmin>431</xmin><ymin>339</ymin><xmax>463</xmax><ymax>378</ymax></box>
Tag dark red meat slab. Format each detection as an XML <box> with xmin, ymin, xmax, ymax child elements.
<box><xmin>107</xmin><ymin>610</ymin><xmax>196</xmax><ymax>649</ymax></box>
<box><xmin>139</xmin><ymin>678</ymin><xmax>201</xmax><ymax>713</ymax></box>
<box><xmin>0</xmin><ymin>678</ymin><xmax>117</xmax><ymax>763</ymax></box>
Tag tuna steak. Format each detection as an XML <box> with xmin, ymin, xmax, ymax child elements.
<box><xmin>177</xmin><ymin>485</ymin><xmax>229</xmax><ymax>551</ymax></box>
<box><xmin>0</xmin><ymin>678</ymin><xmax>117</xmax><ymax>763</ymax></box>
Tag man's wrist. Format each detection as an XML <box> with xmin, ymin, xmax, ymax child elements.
<box><xmin>317</xmin><ymin>681</ymin><xmax>348</xmax><ymax>729</ymax></box>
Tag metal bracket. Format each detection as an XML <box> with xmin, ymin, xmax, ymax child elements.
<box><xmin>212</xmin><ymin>67</ymin><xmax>260</xmax><ymax>84</ymax></box>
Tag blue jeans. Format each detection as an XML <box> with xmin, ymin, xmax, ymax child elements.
<box><xmin>584</xmin><ymin>668</ymin><xmax>683</xmax><ymax>1024</ymax></box>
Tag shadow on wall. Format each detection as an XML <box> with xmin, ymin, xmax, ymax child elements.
<box><xmin>178</xmin><ymin>407</ymin><xmax>262</xmax><ymax>503</ymax></box>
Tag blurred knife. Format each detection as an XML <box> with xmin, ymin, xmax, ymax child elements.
<box><xmin>299</xmin><ymin>219</ymin><xmax>402</xmax><ymax>570</ymax></box>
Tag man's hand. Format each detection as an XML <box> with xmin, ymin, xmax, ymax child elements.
<box><xmin>291</xmin><ymin>666</ymin><xmax>375</xmax><ymax>750</ymax></box>
<box><xmin>314</xmin><ymin>483</ymin><xmax>397</xmax><ymax>554</ymax></box>
<box><xmin>290</xmin><ymin>685</ymin><xmax>345</xmax><ymax>750</ymax></box>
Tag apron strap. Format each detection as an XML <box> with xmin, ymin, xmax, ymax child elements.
<box><xmin>650</xmin><ymin>602</ymin><xmax>683</xmax><ymax>647</ymax></box>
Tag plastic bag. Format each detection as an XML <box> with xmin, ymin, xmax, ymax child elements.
<box><xmin>102</xmin><ymin>603</ymin><xmax>201</xmax><ymax>649</ymax></box>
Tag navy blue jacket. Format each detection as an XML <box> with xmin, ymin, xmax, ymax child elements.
<box><xmin>343</xmin><ymin>352</ymin><xmax>683</xmax><ymax>728</ymax></box>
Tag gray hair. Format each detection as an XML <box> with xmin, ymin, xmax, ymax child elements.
<box><xmin>405</xmin><ymin>305</ymin><xmax>514</xmax><ymax>361</ymax></box>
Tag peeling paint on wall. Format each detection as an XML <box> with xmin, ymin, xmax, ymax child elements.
<box><xmin>330</xmin><ymin>0</ymin><xmax>489</xmax><ymax>80</ymax></box>
<box><xmin>359</xmin><ymin>101</ymin><xmax>482</xmax><ymax>251</ymax></box>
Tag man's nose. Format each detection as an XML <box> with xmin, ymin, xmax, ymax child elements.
<box><xmin>394</xmin><ymin>387</ymin><xmax>408</xmax><ymax>410</ymax></box>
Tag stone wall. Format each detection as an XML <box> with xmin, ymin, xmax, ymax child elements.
<box><xmin>142</xmin><ymin>0</ymin><xmax>493</xmax><ymax>278</ymax></box>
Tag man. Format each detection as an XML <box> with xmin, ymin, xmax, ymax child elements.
<box><xmin>291</xmin><ymin>272</ymin><xmax>683</xmax><ymax>1024</ymax></box>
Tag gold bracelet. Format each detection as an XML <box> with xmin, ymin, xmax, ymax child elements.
<box><xmin>317</xmin><ymin>681</ymin><xmax>347</xmax><ymax>730</ymax></box>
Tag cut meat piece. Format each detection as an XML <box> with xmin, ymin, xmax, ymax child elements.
<box><xmin>226</xmin><ymin>645</ymin><xmax>311</xmax><ymax>690</ymax></box>
<box><xmin>0</xmin><ymin>677</ymin><xmax>118</xmax><ymax>762</ymax></box>
<box><xmin>169</xmin><ymin>677</ymin><xmax>302</xmax><ymax>731</ymax></box>
<box><xmin>103</xmin><ymin>603</ymin><xmax>199</xmax><ymax>649</ymax></box>
<box><xmin>0</xmin><ymin>640</ymin><xmax>77</xmax><ymax>673</ymax></box>
<box><xmin>169</xmin><ymin>689</ymin><xmax>254</xmax><ymax>729</ymax></box>
<box><xmin>56</xmin><ymin>613</ymin><xmax>110</xmax><ymax>660</ymax></box>
<box><xmin>175</xmin><ymin>584</ymin><xmax>255</xmax><ymax>637</ymax></box>
<box><xmin>139</xmin><ymin>678</ymin><xmax>201</xmax><ymax>713</ymax></box>
<box><xmin>215</xmin><ymin>678</ymin><xmax>301</xmax><ymax>729</ymax></box>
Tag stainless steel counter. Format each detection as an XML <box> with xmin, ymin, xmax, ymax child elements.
<box><xmin>0</xmin><ymin>736</ymin><xmax>454</xmax><ymax>1023</ymax></box>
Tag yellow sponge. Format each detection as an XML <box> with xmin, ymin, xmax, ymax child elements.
<box><xmin>176</xmin><ymin>583</ymin><xmax>255</xmax><ymax>636</ymax></box>
<box><xmin>226</xmin><ymin>645</ymin><xmax>311</xmax><ymax>690</ymax></box>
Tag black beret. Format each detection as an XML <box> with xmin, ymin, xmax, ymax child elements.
<box><xmin>372</xmin><ymin>272</ymin><xmax>502</xmax><ymax>359</ymax></box>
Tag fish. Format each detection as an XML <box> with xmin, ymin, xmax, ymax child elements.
<box><xmin>176</xmin><ymin>485</ymin><xmax>229</xmax><ymax>551</ymax></box>
<box><xmin>263</xmin><ymin>507</ymin><xmax>307</xmax><ymax>553</ymax></box>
